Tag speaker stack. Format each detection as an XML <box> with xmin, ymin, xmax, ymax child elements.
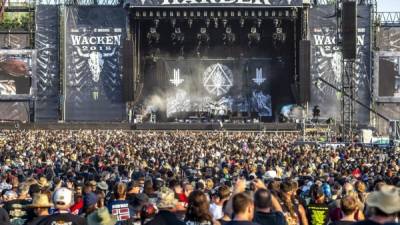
<box><xmin>299</xmin><ymin>40</ymin><xmax>311</xmax><ymax>105</ymax></box>
<box><xmin>122</xmin><ymin>39</ymin><xmax>134</xmax><ymax>102</ymax></box>
<box><xmin>342</xmin><ymin>0</ymin><xmax>357</xmax><ymax>59</ymax></box>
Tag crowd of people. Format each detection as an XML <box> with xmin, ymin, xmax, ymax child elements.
<box><xmin>0</xmin><ymin>130</ymin><xmax>399</xmax><ymax>225</ymax></box>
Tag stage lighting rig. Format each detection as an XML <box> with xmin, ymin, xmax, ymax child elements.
<box><xmin>257</xmin><ymin>18</ymin><xmax>262</xmax><ymax>28</ymax></box>
<box><xmin>222</xmin><ymin>26</ymin><xmax>236</xmax><ymax>46</ymax></box>
<box><xmin>197</xmin><ymin>27</ymin><xmax>210</xmax><ymax>56</ymax></box>
<box><xmin>222</xmin><ymin>19</ymin><xmax>228</xmax><ymax>28</ymax></box>
<box><xmin>147</xmin><ymin>27</ymin><xmax>160</xmax><ymax>46</ymax></box>
<box><xmin>240</xmin><ymin>18</ymin><xmax>245</xmax><ymax>28</ymax></box>
<box><xmin>171</xmin><ymin>27</ymin><xmax>185</xmax><ymax>45</ymax></box>
<box><xmin>272</xmin><ymin>19</ymin><xmax>286</xmax><ymax>46</ymax></box>
<box><xmin>205</xmin><ymin>18</ymin><xmax>211</xmax><ymax>28</ymax></box>
<box><xmin>154</xmin><ymin>19</ymin><xmax>160</xmax><ymax>28</ymax></box>
<box><xmin>171</xmin><ymin>18</ymin><xmax>176</xmax><ymax>28</ymax></box>
<box><xmin>188</xmin><ymin>18</ymin><xmax>193</xmax><ymax>28</ymax></box>
<box><xmin>248</xmin><ymin>26</ymin><xmax>261</xmax><ymax>47</ymax></box>
<box><xmin>214</xmin><ymin>18</ymin><xmax>219</xmax><ymax>28</ymax></box>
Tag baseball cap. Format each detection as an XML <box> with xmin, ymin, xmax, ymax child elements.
<box><xmin>53</xmin><ymin>187</ymin><xmax>73</xmax><ymax>208</ymax></box>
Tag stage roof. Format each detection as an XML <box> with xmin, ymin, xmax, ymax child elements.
<box><xmin>126</xmin><ymin>0</ymin><xmax>304</xmax><ymax>8</ymax></box>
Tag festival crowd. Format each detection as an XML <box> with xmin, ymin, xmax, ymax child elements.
<box><xmin>0</xmin><ymin>130</ymin><xmax>399</xmax><ymax>225</ymax></box>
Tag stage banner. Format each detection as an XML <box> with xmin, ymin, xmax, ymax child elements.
<box><xmin>309</xmin><ymin>5</ymin><xmax>371</xmax><ymax>123</ymax></box>
<box><xmin>65</xmin><ymin>6</ymin><xmax>126</xmax><ymax>121</ymax></box>
<box><xmin>142</xmin><ymin>59</ymin><xmax>273</xmax><ymax>118</ymax></box>
<box><xmin>35</xmin><ymin>5</ymin><xmax>60</xmax><ymax>121</ymax></box>
<box><xmin>126</xmin><ymin>0</ymin><xmax>302</xmax><ymax>7</ymax></box>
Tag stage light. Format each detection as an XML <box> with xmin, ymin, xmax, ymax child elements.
<box><xmin>222</xmin><ymin>26</ymin><xmax>236</xmax><ymax>46</ymax></box>
<box><xmin>248</xmin><ymin>26</ymin><xmax>261</xmax><ymax>47</ymax></box>
<box><xmin>257</xmin><ymin>18</ymin><xmax>262</xmax><ymax>28</ymax></box>
<box><xmin>146</xmin><ymin>27</ymin><xmax>160</xmax><ymax>46</ymax></box>
<box><xmin>222</xmin><ymin>19</ymin><xmax>228</xmax><ymax>28</ymax></box>
<box><xmin>188</xmin><ymin>18</ymin><xmax>193</xmax><ymax>28</ymax></box>
<box><xmin>197</xmin><ymin>27</ymin><xmax>210</xmax><ymax>56</ymax></box>
<box><xmin>214</xmin><ymin>18</ymin><xmax>219</xmax><ymax>28</ymax></box>
<box><xmin>205</xmin><ymin>18</ymin><xmax>211</xmax><ymax>28</ymax></box>
<box><xmin>171</xmin><ymin>18</ymin><xmax>176</xmax><ymax>28</ymax></box>
<box><xmin>240</xmin><ymin>18</ymin><xmax>245</xmax><ymax>28</ymax></box>
<box><xmin>272</xmin><ymin>19</ymin><xmax>286</xmax><ymax>46</ymax></box>
<box><xmin>154</xmin><ymin>19</ymin><xmax>160</xmax><ymax>28</ymax></box>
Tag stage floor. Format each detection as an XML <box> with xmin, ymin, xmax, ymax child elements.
<box><xmin>0</xmin><ymin>122</ymin><xmax>299</xmax><ymax>131</ymax></box>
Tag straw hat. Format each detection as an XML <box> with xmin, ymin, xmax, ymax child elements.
<box><xmin>366</xmin><ymin>185</ymin><xmax>400</xmax><ymax>214</ymax></box>
<box><xmin>87</xmin><ymin>208</ymin><xmax>117</xmax><ymax>225</ymax></box>
<box><xmin>157</xmin><ymin>187</ymin><xmax>178</xmax><ymax>209</ymax></box>
<box><xmin>27</xmin><ymin>194</ymin><xmax>53</xmax><ymax>208</ymax></box>
<box><xmin>37</xmin><ymin>177</ymin><xmax>49</xmax><ymax>188</ymax></box>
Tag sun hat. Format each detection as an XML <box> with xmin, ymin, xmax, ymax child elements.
<box><xmin>97</xmin><ymin>181</ymin><xmax>109</xmax><ymax>191</ymax></box>
<box><xmin>366</xmin><ymin>185</ymin><xmax>400</xmax><ymax>215</ymax></box>
<box><xmin>157</xmin><ymin>187</ymin><xmax>178</xmax><ymax>209</ymax></box>
<box><xmin>27</xmin><ymin>194</ymin><xmax>53</xmax><ymax>208</ymax></box>
<box><xmin>87</xmin><ymin>208</ymin><xmax>117</xmax><ymax>225</ymax></box>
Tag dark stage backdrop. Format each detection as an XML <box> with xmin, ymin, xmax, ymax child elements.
<box><xmin>65</xmin><ymin>6</ymin><xmax>126</xmax><ymax>121</ymax></box>
<box><xmin>309</xmin><ymin>5</ymin><xmax>371</xmax><ymax>123</ymax></box>
<box><xmin>141</xmin><ymin>58</ymin><xmax>291</xmax><ymax>120</ymax></box>
<box><xmin>35</xmin><ymin>5</ymin><xmax>60</xmax><ymax>121</ymax></box>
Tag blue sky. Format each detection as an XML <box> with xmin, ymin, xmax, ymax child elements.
<box><xmin>377</xmin><ymin>0</ymin><xmax>400</xmax><ymax>12</ymax></box>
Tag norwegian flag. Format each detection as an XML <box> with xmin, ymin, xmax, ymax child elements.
<box><xmin>112</xmin><ymin>207</ymin><xmax>131</xmax><ymax>221</ymax></box>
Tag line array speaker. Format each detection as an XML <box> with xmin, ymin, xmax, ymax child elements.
<box><xmin>299</xmin><ymin>40</ymin><xmax>311</xmax><ymax>104</ymax></box>
<box><xmin>342</xmin><ymin>0</ymin><xmax>357</xmax><ymax>59</ymax></box>
<box><xmin>122</xmin><ymin>39</ymin><xmax>134</xmax><ymax>102</ymax></box>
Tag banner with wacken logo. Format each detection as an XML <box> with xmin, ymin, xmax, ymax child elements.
<box><xmin>65</xmin><ymin>6</ymin><xmax>126</xmax><ymax>121</ymax></box>
<box><xmin>309</xmin><ymin>5</ymin><xmax>371</xmax><ymax>124</ymax></box>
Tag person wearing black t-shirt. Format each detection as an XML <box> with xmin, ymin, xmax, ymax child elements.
<box><xmin>253</xmin><ymin>189</ymin><xmax>287</xmax><ymax>225</ymax></box>
<box><xmin>226</xmin><ymin>192</ymin><xmax>260</xmax><ymax>225</ymax></box>
<box><xmin>36</xmin><ymin>188</ymin><xmax>86</xmax><ymax>225</ymax></box>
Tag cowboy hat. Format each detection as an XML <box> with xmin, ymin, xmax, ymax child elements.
<box><xmin>27</xmin><ymin>194</ymin><xmax>53</xmax><ymax>208</ymax></box>
<box><xmin>366</xmin><ymin>185</ymin><xmax>400</xmax><ymax>215</ymax></box>
<box><xmin>87</xmin><ymin>208</ymin><xmax>117</xmax><ymax>225</ymax></box>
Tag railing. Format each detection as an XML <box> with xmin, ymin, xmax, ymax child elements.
<box><xmin>311</xmin><ymin>0</ymin><xmax>376</xmax><ymax>6</ymax></box>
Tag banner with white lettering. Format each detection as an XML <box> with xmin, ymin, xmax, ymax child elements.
<box><xmin>65</xmin><ymin>6</ymin><xmax>126</xmax><ymax>121</ymax></box>
<box><xmin>310</xmin><ymin>6</ymin><xmax>371</xmax><ymax>123</ymax></box>
<box><xmin>126</xmin><ymin>0</ymin><xmax>302</xmax><ymax>7</ymax></box>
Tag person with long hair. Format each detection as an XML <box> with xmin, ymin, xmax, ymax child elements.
<box><xmin>185</xmin><ymin>190</ymin><xmax>216</xmax><ymax>225</ymax></box>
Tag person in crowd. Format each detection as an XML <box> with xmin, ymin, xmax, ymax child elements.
<box><xmin>253</xmin><ymin>189</ymin><xmax>286</xmax><ymax>225</ymax></box>
<box><xmin>185</xmin><ymin>190</ymin><xmax>215</xmax><ymax>225</ymax></box>
<box><xmin>35</xmin><ymin>187</ymin><xmax>87</xmax><ymax>225</ymax></box>
<box><xmin>225</xmin><ymin>192</ymin><xmax>258</xmax><ymax>225</ymax></box>
<box><xmin>26</xmin><ymin>194</ymin><xmax>52</xmax><ymax>225</ymax></box>
<box><xmin>145</xmin><ymin>187</ymin><xmax>185</xmax><ymax>225</ymax></box>
<box><xmin>210</xmin><ymin>185</ymin><xmax>231</xmax><ymax>220</ymax></box>
<box><xmin>107</xmin><ymin>183</ymin><xmax>135</xmax><ymax>225</ymax></box>
<box><xmin>352</xmin><ymin>185</ymin><xmax>400</xmax><ymax>225</ymax></box>
<box><xmin>87</xmin><ymin>208</ymin><xmax>117</xmax><ymax>225</ymax></box>
<box><xmin>329</xmin><ymin>195</ymin><xmax>359</xmax><ymax>225</ymax></box>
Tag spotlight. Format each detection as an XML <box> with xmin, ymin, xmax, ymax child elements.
<box><xmin>197</xmin><ymin>27</ymin><xmax>210</xmax><ymax>56</ymax></box>
<box><xmin>214</xmin><ymin>18</ymin><xmax>218</xmax><ymax>28</ymax></box>
<box><xmin>205</xmin><ymin>18</ymin><xmax>211</xmax><ymax>28</ymax></box>
<box><xmin>188</xmin><ymin>18</ymin><xmax>193</xmax><ymax>28</ymax></box>
<box><xmin>222</xmin><ymin>18</ymin><xmax>228</xmax><ymax>28</ymax></box>
<box><xmin>171</xmin><ymin>18</ymin><xmax>176</xmax><ymax>28</ymax></box>
<box><xmin>222</xmin><ymin>26</ymin><xmax>235</xmax><ymax>46</ymax></box>
<box><xmin>272</xmin><ymin>19</ymin><xmax>286</xmax><ymax>47</ymax></box>
<box><xmin>154</xmin><ymin>19</ymin><xmax>160</xmax><ymax>28</ymax></box>
<box><xmin>171</xmin><ymin>27</ymin><xmax>185</xmax><ymax>45</ymax></box>
<box><xmin>257</xmin><ymin>18</ymin><xmax>262</xmax><ymax>28</ymax></box>
<box><xmin>248</xmin><ymin>26</ymin><xmax>260</xmax><ymax>47</ymax></box>
<box><xmin>147</xmin><ymin>27</ymin><xmax>160</xmax><ymax>46</ymax></box>
<box><xmin>240</xmin><ymin>18</ymin><xmax>245</xmax><ymax>28</ymax></box>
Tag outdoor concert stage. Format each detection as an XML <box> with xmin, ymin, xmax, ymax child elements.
<box><xmin>0</xmin><ymin>121</ymin><xmax>298</xmax><ymax>131</ymax></box>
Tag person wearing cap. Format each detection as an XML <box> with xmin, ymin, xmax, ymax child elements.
<box><xmin>25</xmin><ymin>194</ymin><xmax>52</xmax><ymax>225</ymax></box>
<box><xmin>145</xmin><ymin>187</ymin><xmax>185</xmax><ymax>225</ymax></box>
<box><xmin>83</xmin><ymin>192</ymin><xmax>99</xmax><ymax>218</ymax></box>
<box><xmin>352</xmin><ymin>185</ymin><xmax>400</xmax><ymax>225</ymax></box>
<box><xmin>35</xmin><ymin>187</ymin><xmax>87</xmax><ymax>225</ymax></box>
